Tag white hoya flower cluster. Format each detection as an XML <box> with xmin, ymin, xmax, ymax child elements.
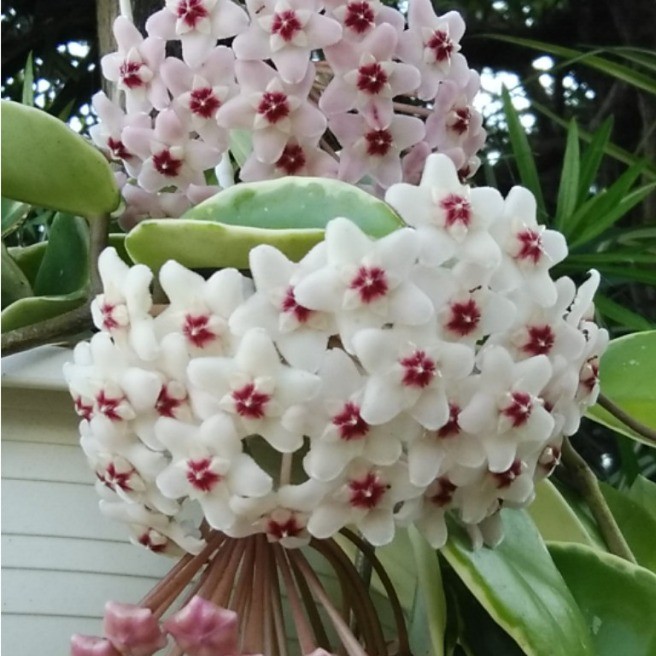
<box><xmin>65</xmin><ymin>154</ymin><xmax>607</xmax><ymax>554</ymax></box>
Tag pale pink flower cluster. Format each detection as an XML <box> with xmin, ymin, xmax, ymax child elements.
<box><xmin>92</xmin><ymin>0</ymin><xmax>486</xmax><ymax>224</ymax></box>
<box><xmin>65</xmin><ymin>155</ymin><xmax>607</xmax><ymax>552</ymax></box>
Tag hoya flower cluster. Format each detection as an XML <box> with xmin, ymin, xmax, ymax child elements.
<box><xmin>92</xmin><ymin>0</ymin><xmax>486</xmax><ymax>224</ymax></box>
<box><xmin>65</xmin><ymin>154</ymin><xmax>608</xmax><ymax>554</ymax></box>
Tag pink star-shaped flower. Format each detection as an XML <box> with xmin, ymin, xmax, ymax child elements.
<box><xmin>103</xmin><ymin>602</ymin><xmax>167</xmax><ymax>656</ymax></box>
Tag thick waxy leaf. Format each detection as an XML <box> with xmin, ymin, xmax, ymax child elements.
<box><xmin>1</xmin><ymin>242</ymin><xmax>33</xmax><ymax>308</ymax></box>
<box><xmin>549</xmin><ymin>542</ymin><xmax>656</xmax><ymax>656</ymax></box>
<box><xmin>1</xmin><ymin>213</ymin><xmax>89</xmax><ymax>332</ymax></box>
<box><xmin>441</xmin><ymin>510</ymin><xmax>594</xmax><ymax>656</ymax></box>
<box><xmin>528</xmin><ymin>480</ymin><xmax>601</xmax><ymax>548</ymax></box>
<box><xmin>626</xmin><ymin>476</ymin><xmax>656</xmax><ymax>523</ymax></box>
<box><xmin>183</xmin><ymin>176</ymin><xmax>405</xmax><ymax>235</ymax></box>
<box><xmin>1</xmin><ymin>100</ymin><xmax>119</xmax><ymax>217</ymax></box>
<box><xmin>1</xmin><ymin>197</ymin><xmax>30</xmax><ymax>237</ymax></box>
<box><xmin>126</xmin><ymin>219</ymin><xmax>326</xmax><ymax>271</ymax></box>
<box><xmin>587</xmin><ymin>331</ymin><xmax>656</xmax><ymax>447</ymax></box>
<box><xmin>600</xmin><ymin>482</ymin><xmax>656</xmax><ymax>574</ymax></box>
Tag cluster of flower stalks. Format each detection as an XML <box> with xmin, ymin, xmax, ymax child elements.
<box><xmin>93</xmin><ymin>0</ymin><xmax>485</xmax><ymax>224</ymax></box>
<box><xmin>71</xmin><ymin>529</ymin><xmax>408</xmax><ymax>655</ymax></box>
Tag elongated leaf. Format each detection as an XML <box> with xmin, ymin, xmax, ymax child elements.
<box><xmin>554</xmin><ymin>120</ymin><xmax>580</xmax><ymax>233</ymax></box>
<box><xmin>409</xmin><ymin>526</ymin><xmax>446</xmax><ymax>656</ymax></box>
<box><xmin>549</xmin><ymin>542</ymin><xmax>656</xmax><ymax>656</ymax></box>
<box><xmin>1</xmin><ymin>197</ymin><xmax>30</xmax><ymax>238</ymax></box>
<box><xmin>577</xmin><ymin>117</ymin><xmax>613</xmax><ymax>205</ymax></box>
<box><xmin>594</xmin><ymin>294</ymin><xmax>655</xmax><ymax>332</ymax></box>
<box><xmin>441</xmin><ymin>510</ymin><xmax>594</xmax><ymax>656</ymax></box>
<box><xmin>228</xmin><ymin>129</ymin><xmax>253</xmax><ymax>168</ymax></box>
<box><xmin>1</xmin><ymin>243</ymin><xmax>33</xmax><ymax>309</ymax></box>
<box><xmin>599</xmin><ymin>482</ymin><xmax>656</xmax><ymax>574</ymax></box>
<box><xmin>21</xmin><ymin>52</ymin><xmax>35</xmax><ymax>107</ymax></box>
<box><xmin>587</xmin><ymin>331</ymin><xmax>656</xmax><ymax>447</ymax></box>
<box><xmin>1</xmin><ymin>100</ymin><xmax>119</xmax><ymax>217</ymax></box>
<box><xmin>528</xmin><ymin>480</ymin><xmax>601</xmax><ymax>548</ymax></box>
<box><xmin>500</xmin><ymin>87</ymin><xmax>546</xmax><ymax>218</ymax></box>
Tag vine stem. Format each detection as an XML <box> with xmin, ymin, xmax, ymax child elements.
<box><xmin>597</xmin><ymin>393</ymin><xmax>656</xmax><ymax>443</ymax></box>
<box><xmin>560</xmin><ymin>437</ymin><xmax>637</xmax><ymax>563</ymax></box>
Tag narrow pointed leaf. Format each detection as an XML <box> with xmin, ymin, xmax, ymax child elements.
<box><xmin>549</xmin><ymin>542</ymin><xmax>656</xmax><ymax>656</ymax></box>
<box><xmin>577</xmin><ymin>117</ymin><xmax>613</xmax><ymax>205</ymax></box>
<box><xmin>593</xmin><ymin>294</ymin><xmax>654</xmax><ymax>331</ymax></box>
<box><xmin>21</xmin><ymin>53</ymin><xmax>35</xmax><ymax>107</ymax></box>
<box><xmin>587</xmin><ymin>331</ymin><xmax>656</xmax><ymax>447</ymax></box>
<box><xmin>554</xmin><ymin>120</ymin><xmax>580</xmax><ymax>233</ymax></box>
<box><xmin>442</xmin><ymin>510</ymin><xmax>594</xmax><ymax>656</ymax></box>
<box><xmin>1</xmin><ymin>100</ymin><xmax>119</xmax><ymax>217</ymax></box>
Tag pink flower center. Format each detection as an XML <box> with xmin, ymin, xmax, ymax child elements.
<box><xmin>440</xmin><ymin>193</ymin><xmax>472</xmax><ymax>229</ymax></box>
<box><xmin>153</xmin><ymin>149</ymin><xmax>183</xmax><ymax>177</ymax></box>
<box><xmin>95</xmin><ymin>390</ymin><xmax>126</xmax><ymax>422</ymax></box>
<box><xmin>445</xmin><ymin>298</ymin><xmax>481</xmax><ymax>336</ymax></box>
<box><xmin>580</xmin><ymin>357</ymin><xmax>599</xmax><ymax>392</ymax></box>
<box><xmin>175</xmin><ymin>0</ymin><xmax>209</xmax><ymax>28</ymax></box>
<box><xmin>448</xmin><ymin>106</ymin><xmax>471</xmax><ymax>135</ymax></box>
<box><xmin>428</xmin><ymin>477</ymin><xmax>457</xmax><ymax>506</ymax></box>
<box><xmin>501</xmin><ymin>391</ymin><xmax>533</xmax><ymax>428</ymax></box>
<box><xmin>276</xmin><ymin>144</ymin><xmax>306</xmax><ymax>175</ymax></box>
<box><xmin>271</xmin><ymin>9</ymin><xmax>302</xmax><ymax>41</ymax></box>
<box><xmin>349</xmin><ymin>265</ymin><xmax>388</xmax><ymax>303</ymax></box>
<box><xmin>522</xmin><ymin>325</ymin><xmax>555</xmax><ymax>356</ymax></box>
<box><xmin>281</xmin><ymin>285</ymin><xmax>313</xmax><ymax>323</ymax></box>
<box><xmin>232</xmin><ymin>383</ymin><xmax>270</xmax><ymax>419</ymax></box>
<box><xmin>357</xmin><ymin>62</ymin><xmax>388</xmax><ymax>95</ymax></box>
<box><xmin>493</xmin><ymin>459</ymin><xmax>524</xmax><ymax>489</ymax></box>
<box><xmin>332</xmin><ymin>401</ymin><xmax>369</xmax><ymax>441</ymax></box>
<box><xmin>137</xmin><ymin>530</ymin><xmax>168</xmax><ymax>553</ymax></box>
<box><xmin>189</xmin><ymin>87</ymin><xmax>221</xmax><ymax>118</ymax></box>
<box><xmin>100</xmin><ymin>301</ymin><xmax>124</xmax><ymax>331</ymax></box>
<box><xmin>186</xmin><ymin>458</ymin><xmax>221</xmax><ymax>492</ymax></box>
<box><xmin>257</xmin><ymin>91</ymin><xmax>291</xmax><ymax>125</ymax></box>
<box><xmin>107</xmin><ymin>137</ymin><xmax>130</xmax><ymax>160</ymax></box>
<box><xmin>74</xmin><ymin>396</ymin><xmax>94</xmax><ymax>421</ymax></box>
<box><xmin>364</xmin><ymin>128</ymin><xmax>393</xmax><ymax>157</ymax></box>
<box><xmin>400</xmin><ymin>350</ymin><xmax>436</xmax><ymax>388</ymax></box>
<box><xmin>156</xmin><ymin>384</ymin><xmax>185</xmax><ymax>418</ymax></box>
<box><xmin>267</xmin><ymin>514</ymin><xmax>303</xmax><ymax>540</ymax></box>
<box><xmin>183</xmin><ymin>314</ymin><xmax>216</xmax><ymax>348</ymax></box>
<box><xmin>427</xmin><ymin>29</ymin><xmax>454</xmax><ymax>63</ymax></box>
<box><xmin>348</xmin><ymin>471</ymin><xmax>387</xmax><ymax>509</ymax></box>
<box><xmin>515</xmin><ymin>229</ymin><xmax>544</xmax><ymax>264</ymax></box>
<box><xmin>437</xmin><ymin>403</ymin><xmax>461</xmax><ymax>438</ymax></box>
<box><xmin>119</xmin><ymin>61</ymin><xmax>146</xmax><ymax>89</ymax></box>
<box><xmin>344</xmin><ymin>1</ymin><xmax>375</xmax><ymax>34</ymax></box>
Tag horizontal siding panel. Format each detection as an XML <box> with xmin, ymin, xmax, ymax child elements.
<box><xmin>2</xmin><ymin>534</ymin><xmax>173</xmax><ymax>578</ymax></box>
<box><xmin>2</xmin><ymin>440</ymin><xmax>90</xmax><ymax>484</ymax></box>
<box><xmin>1</xmin><ymin>344</ymin><xmax>73</xmax><ymax>391</ymax></box>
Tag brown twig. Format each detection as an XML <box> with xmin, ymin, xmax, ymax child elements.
<box><xmin>597</xmin><ymin>393</ymin><xmax>656</xmax><ymax>443</ymax></box>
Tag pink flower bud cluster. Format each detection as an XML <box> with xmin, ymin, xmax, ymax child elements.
<box><xmin>92</xmin><ymin>0</ymin><xmax>486</xmax><ymax>225</ymax></box>
<box><xmin>65</xmin><ymin>155</ymin><xmax>607</xmax><ymax>552</ymax></box>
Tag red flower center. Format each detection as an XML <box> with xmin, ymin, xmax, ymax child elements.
<box><xmin>257</xmin><ymin>91</ymin><xmax>290</xmax><ymax>125</ymax></box>
<box><xmin>445</xmin><ymin>298</ymin><xmax>481</xmax><ymax>336</ymax></box>
<box><xmin>98</xmin><ymin>460</ymin><xmax>137</xmax><ymax>492</ymax></box>
<box><xmin>439</xmin><ymin>193</ymin><xmax>472</xmax><ymax>229</ymax></box>
<box><xmin>400</xmin><ymin>350</ymin><xmax>437</xmax><ymax>388</ymax></box>
<box><xmin>501</xmin><ymin>391</ymin><xmax>533</xmax><ymax>428</ymax></box>
<box><xmin>95</xmin><ymin>391</ymin><xmax>125</xmax><ymax>422</ymax></box>
<box><xmin>189</xmin><ymin>87</ymin><xmax>221</xmax><ymax>118</ymax></box>
<box><xmin>153</xmin><ymin>149</ymin><xmax>183</xmax><ymax>177</ymax></box>
<box><xmin>276</xmin><ymin>144</ymin><xmax>306</xmax><ymax>175</ymax></box>
<box><xmin>493</xmin><ymin>459</ymin><xmax>523</xmax><ymax>489</ymax></box>
<box><xmin>100</xmin><ymin>301</ymin><xmax>123</xmax><ymax>331</ymax></box>
<box><xmin>580</xmin><ymin>357</ymin><xmax>599</xmax><ymax>392</ymax></box>
<box><xmin>267</xmin><ymin>514</ymin><xmax>303</xmax><ymax>540</ymax></box>
<box><xmin>522</xmin><ymin>325</ymin><xmax>555</xmax><ymax>356</ymax></box>
<box><xmin>107</xmin><ymin>137</ymin><xmax>130</xmax><ymax>160</ymax></box>
<box><xmin>428</xmin><ymin>477</ymin><xmax>457</xmax><ymax>506</ymax></box>
<box><xmin>137</xmin><ymin>530</ymin><xmax>167</xmax><ymax>553</ymax></box>
<box><xmin>183</xmin><ymin>314</ymin><xmax>216</xmax><ymax>348</ymax></box>
<box><xmin>281</xmin><ymin>285</ymin><xmax>313</xmax><ymax>323</ymax></box>
<box><xmin>186</xmin><ymin>458</ymin><xmax>221</xmax><ymax>492</ymax></box>
<box><xmin>155</xmin><ymin>384</ymin><xmax>185</xmax><ymax>418</ymax></box>
<box><xmin>74</xmin><ymin>396</ymin><xmax>94</xmax><ymax>421</ymax></box>
<box><xmin>332</xmin><ymin>401</ymin><xmax>369</xmax><ymax>441</ymax></box>
<box><xmin>449</xmin><ymin>106</ymin><xmax>471</xmax><ymax>135</ymax></box>
<box><xmin>427</xmin><ymin>29</ymin><xmax>454</xmax><ymax>63</ymax></box>
<box><xmin>349</xmin><ymin>265</ymin><xmax>388</xmax><ymax>303</ymax></box>
<box><xmin>232</xmin><ymin>383</ymin><xmax>270</xmax><ymax>419</ymax></box>
<box><xmin>175</xmin><ymin>0</ymin><xmax>209</xmax><ymax>28</ymax></box>
<box><xmin>119</xmin><ymin>61</ymin><xmax>145</xmax><ymax>89</ymax></box>
<box><xmin>348</xmin><ymin>471</ymin><xmax>388</xmax><ymax>509</ymax></box>
<box><xmin>364</xmin><ymin>128</ymin><xmax>393</xmax><ymax>157</ymax></box>
<box><xmin>437</xmin><ymin>403</ymin><xmax>461</xmax><ymax>438</ymax></box>
<box><xmin>357</xmin><ymin>61</ymin><xmax>388</xmax><ymax>95</ymax></box>
<box><xmin>515</xmin><ymin>229</ymin><xmax>544</xmax><ymax>264</ymax></box>
<box><xmin>344</xmin><ymin>1</ymin><xmax>375</xmax><ymax>34</ymax></box>
<box><xmin>271</xmin><ymin>9</ymin><xmax>302</xmax><ymax>41</ymax></box>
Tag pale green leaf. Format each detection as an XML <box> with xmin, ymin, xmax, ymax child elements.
<box><xmin>626</xmin><ymin>476</ymin><xmax>656</xmax><ymax>523</ymax></box>
<box><xmin>1</xmin><ymin>197</ymin><xmax>30</xmax><ymax>238</ymax></box>
<box><xmin>1</xmin><ymin>242</ymin><xmax>33</xmax><ymax>309</ymax></box>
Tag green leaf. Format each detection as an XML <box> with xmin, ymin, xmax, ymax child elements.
<box><xmin>183</xmin><ymin>176</ymin><xmax>404</xmax><ymax>234</ymax></box>
<box><xmin>528</xmin><ymin>480</ymin><xmax>601</xmax><ymax>548</ymax></box>
<box><xmin>1</xmin><ymin>100</ymin><xmax>119</xmax><ymax>217</ymax></box>
<box><xmin>441</xmin><ymin>510</ymin><xmax>594</xmax><ymax>656</ymax></box>
<box><xmin>554</xmin><ymin>120</ymin><xmax>580</xmax><ymax>233</ymax></box>
<box><xmin>228</xmin><ymin>129</ymin><xmax>253</xmax><ymax>167</ymax></box>
<box><xmin>1</xmin><ymin>197</ymin><xmax>31</xmax><ymax>238</ymax></box>
<box><xmin>7</xmin><ymin>241</ymin><xmax>47</xmax><ymax>286</ymax></box>
<box><xmin>587</xmin><ymin>331</ymin><xmax>656</xmax><ymax>447</ymax></box>
<box><xmin>594</xmin><ymin>294</ymin><xmax>655</xmax><ymax>332</ymax></box>
<box><xmin>549</xmin><ymin>542</ymin><xmax>656</xmax><ymax>656</ymax></box>
<box><xmin>577</xmin><ymin>116</ymin><xmax>613</xmax><ymax>205</ymax></box>
<box><xmin>599</xmin><ymin>482</ymin><xmax>656</xmax><ymax>574</ymax></box>
<box><xmin>409</xmin><ymin>526</ymin><xmax>447</xmax><ymax>656</ymax></box>
<box><xmin>21</xmin><ymin>52</ymin><xmax>35</xmax><ymax>107</ymax></box>
<box><xmin>500</xmin><ymin>87</ymin><xmax>546</xmax><ymax>218</ymax></box>
<box><xmin>626</xmin><ymin>476</ymin><xmax>656</xmax><ymax>523</ymax></box>
<box><xmin>1</xmin><ymin>242</ymin><xmax>33</xmax><ymax>309</ymax></box>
